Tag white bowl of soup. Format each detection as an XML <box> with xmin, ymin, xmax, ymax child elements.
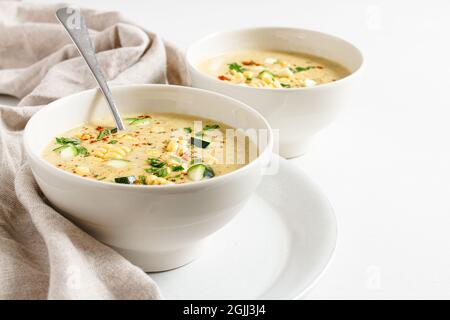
<box><xmin>24</xmin><ymin>84</ymin><xmax>272</xmax><ymax>272</ymax></box>
<box><xmin>186</xmin><ymin>27</ymin><xmax>364</xmax><ymax>157</ymax></box>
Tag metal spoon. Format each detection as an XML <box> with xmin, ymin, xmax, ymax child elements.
<box><xmin>56</xmin><ymin>7</ymin><xmax>125</xmax><ymax>130</ymax></box>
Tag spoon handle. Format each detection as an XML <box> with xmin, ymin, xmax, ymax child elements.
<box><xmin>56</xmin><ymin>7</ymin><xmax>125</xmax><ymax>130</ymax></box>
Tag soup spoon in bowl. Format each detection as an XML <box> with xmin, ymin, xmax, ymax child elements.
<box><xmin>55</xmin><ymin>7</ymin><xmax>125</xmax><ymax>130</ymax></box>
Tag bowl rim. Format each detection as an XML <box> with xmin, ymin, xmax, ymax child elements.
<box><xmin>186</xmin><ymin>26</ymin><xmax>365</xmax><ymax>92</ymax></box>
<box><xmin>24</xmin><ymin>84</ymin><xmax>273</xmax><ymax>191</ymax></box>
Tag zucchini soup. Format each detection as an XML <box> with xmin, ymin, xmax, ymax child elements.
<box><xmin>198</xmin><ymin>50</ymin><xmax>350</xmax><ymax>89</ymax></box>
<box><xmin>43</xmin><ymin>113</ymin><xmax>254</xmax><ymax>185</ymax></box>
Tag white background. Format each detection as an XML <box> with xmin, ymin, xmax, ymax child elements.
<box><xmin>3</xmin><ymin>0</ymin><xmax>450</xmax><ymax>299</ymax></box>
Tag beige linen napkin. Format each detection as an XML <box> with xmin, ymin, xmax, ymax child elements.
<box><xmin>0</xmin><ymin>1</ymin><xmax>187</xmax><ymax>299</ymax></box>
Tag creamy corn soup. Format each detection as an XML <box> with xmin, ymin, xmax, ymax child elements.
<box><xmin>198</xmin><ymin>50</ymin><xmax>350</xmax><ymax>88</ymax></box>
<box><xmin>43</xmin><ymin>113</ymin><xmax>252</xmax><ymax>185</ymax></box>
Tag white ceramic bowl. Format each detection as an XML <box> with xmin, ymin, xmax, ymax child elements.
<box><xmin>187</xmin><ymin>27</ymin><xmax>364</xmax><ymax>157</ymax></box>
<box><xmin>24</xmin><ymin>84</ymin><xmax>272</xmax><ymax>272</ymax></box>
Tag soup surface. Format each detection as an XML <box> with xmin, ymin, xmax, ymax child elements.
<box><xmin>43</xmin><ymin>113</ymin><xmax>251</xmax><ymax>185</ymax></box>
<box><xmin>198</xmin><ymin>50</ymin><xmax>350</xmax><ymax>88</ymax></box>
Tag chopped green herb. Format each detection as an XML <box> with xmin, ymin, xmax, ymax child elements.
<box><xmin>96</xmin><ymin>128</ymin><xmax>113</xmax><ymax>141</ymax></box>
<box><xmin>280</xmin><ymin>83</ymin><xmax>291</xmax><ymax>88</ymax></box>
<box><xmin>108</xmin><ymin>140</ymin><xmax>118</xmax><ymax>144</ymax></box>
<box><xmin>184</xmin><ymin>127</ymin><xmax>192</xmax><ymax>134</ymax></box>
<box><xmin>228</xmin><ymin>62</ymin><xmax>245</xmax><ymax>73</ymax></box>
<box><xmin>55</xmin><ymin>137</ymin><xmax>80</xmax><ymax>145</ymax></box>
<box><xmin>171</xmin><ymin>165</ymin><xmax>184</xmax><ymax>172</ymax></box>
<box><xmin>293</xmin><ymin>66</ymin><xmax>315</xmax><ymax>73</ymax></box>
<box><xmin>52</xmin><ymin>145</ymin><xmax>71</xmax><ymax>153</ymax></box>
<box><xmin>145</xmin><ymin>167</ymin><xmax>168</xmax><ymax>177</ymax></box>
<box><xmin>203</xmin><ymin>124</ymin><xmax>219</xmax><ymax>131</ymax></box>
<box><xmin>138</xmin><ymin>175</ymin><xmax>147</xmax><ymax>185</ymax></box>
<box><xmin>125</xmin><ymin>117</ymin><xmax>141</xmax><ymax>124</ymax></box>
<box><xmin>148</xmin><ymin>158</ymin><xmax>165</xmax><ymax>168</ymax></box>
<box><xmin>75</xmin><ymin>145</ymin><xmax>89</xmax><ymax>156</ymax></box>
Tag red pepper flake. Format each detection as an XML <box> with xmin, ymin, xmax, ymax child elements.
<box><xmin>218</xmin><ymin>75</ymin><xmax>230</xmax><ymax>81</ymax></box>
<box><xmin>102</xmin><ymin>137</ymin><xmax>108</xmax><ymax>141</ymax></box>
<box><xmin>316</xmin><ymin>66</ymin><xmax>324</xmax><ymax>69</ymax></box>
<box><xmin>95</xmin><ymin>126</ymin><xmax>103</xmax><ymax>131</ymax></box>
<box><xmin>89</xmin><ymin>140</ymin><xmax>95</xmax><ymax>144</ymax></box>
<box><xmin>242</xmin><ymin>60</ymin><xmax>255</xmax><ymax>66</ymax></box>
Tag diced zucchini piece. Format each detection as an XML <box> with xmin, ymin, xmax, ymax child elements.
<box><xmin>58</xmin><ymin>145</ymin><xmax>78</xmax><ymax>160</ymax></box>
<box><xmin>187</xmin><ymin>164</ymin><xmax>215</xmax><ymax>181</ymax></box>
<box><xmin>114</xmin><ymin>176</ymin><xmax>136</xmax><ymax>184</ymax></box>
<box><xmin>190</xmin><ymin>137</ymin><xmax>210</xmax><ymax>148</ymax></box>
<box><xmin>187</xmin><ymin>164</ymin><xmax>206</xmax><ymax>181</ymax></box>
<box><xmin>258</xmin><ymin>70</ymin><xmax>274</xmax><ymax>79</ymax></box>
<box><xmin>106</xmin><ymin>159</ymin><xmax>130</xmax><ymax>168</ymax></box>
<box><xmin>204</xmin><ymin>165</ymin><xmax>215</xmax><ymax>178</ymax></box>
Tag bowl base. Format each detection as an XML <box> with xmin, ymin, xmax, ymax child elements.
<box><xmin>111</xmin><ymin>242</ymin><xmax>205</xmax><ymax>272</ymax></box>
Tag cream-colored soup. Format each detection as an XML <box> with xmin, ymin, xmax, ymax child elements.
<box><xmin>198</xmin><ymin>50</ymin><xmax>350</xmax><ymax>88</ymax></box>
<box><xmin>43</xmin><ymin>113</ymin><xmax>252</xmax><ymax>185</ymax></box>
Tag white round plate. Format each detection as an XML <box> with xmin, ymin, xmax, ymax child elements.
<box><xmin>150</xmin><ymin>155</ymin><xmax>337</xmax><ymax>299</ymax></box>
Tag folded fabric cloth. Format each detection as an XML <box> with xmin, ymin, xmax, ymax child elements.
<box><xmin>0</xmin><ymin>1</ymin><xmax>188</xmax><ymax>299</ymax></box>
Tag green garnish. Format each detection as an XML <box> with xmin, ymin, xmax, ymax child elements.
<box><xmin>53</xmin><ymin>137</ymin><xmax>89</xmax><ymax>156</ymax></box>
<box><xmin>55</xmin><ymin>137</ymin><xmax>80</xmax><ymax>145</ymax></box>
<box><xmin>293</xmin><ymin>66</ymin><xmax>315</xmax><ymax>73</ymax></box>
<box><xmin>148</xmin><ymin>158</ymin><xmax>165</xmax><ymax>168</ymax></box>
<box><xmin>171</xmin><ymin>165</ymin><xmax>184</xmax><ymax>172</ymax></box>
<box><xmin>145</xmin><ymin>167</ymin><xmax>168</xmax><ymax>177</ymax></box>
<box><xmin>228</xmin><ymin>62</ymin><xmax>245</xmax><ymax>73</ymax></box>
<box><xmin>96</xmin><ymin>128</ymin><xmax>117</xmax><ymax>141</ymax></box>
<box><xmin>280</xmin><ymin>83</ymin><xmax>291</xmax><ymax>88</ymax></box>
<box><xmin>203</xmin><ymin>124</ymin><xmax>219</xmax><ymax>131</ymax></box>
<box><xmin>258</xmin><ymin>70</ymin><xmax>274</xmax><ymax>79</ymax></box>
<box><xmin>108</xmin><ymin>140</ymin><xmax>118</xmax><ymax>144</ymax></box>
<box><xmin>184</xmin><ymin>127</ymin><xmax>192</xmax><ymax>134</ymax></box>
<box><xmin>76</xmin><ymin>145</ymin><xmax>89</xmax><ymax>156</ymax></box>
<box><xmin>125</xmin><ymin>117</ymin><xmax>141</xmax><ymax>124</ymax></box>
<box><xmin>138</xmin><ymin>175</ymin><xmax>147</xmax><ymax>185</ymax></box>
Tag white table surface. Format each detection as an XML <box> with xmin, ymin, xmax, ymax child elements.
<box><xmin>4</xmin><ymin>0</ymin><xmax>449</xmax><ymax>299</ymax></box>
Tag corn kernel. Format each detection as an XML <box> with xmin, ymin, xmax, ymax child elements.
<box><xmin>166</xmin><ymin>140</ymin><xmax>179</xmax><ymax>152</ymax></box>
<box><xmin>105</xmin><ymin>152</ymin><xmax>123</xmax><ymax>159</ymax></box>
